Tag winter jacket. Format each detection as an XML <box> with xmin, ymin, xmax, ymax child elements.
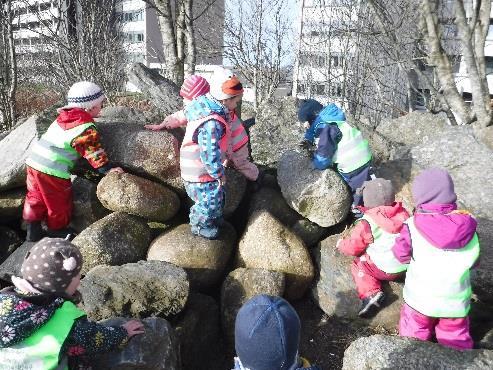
<box><xmin>26</xmin><ymin>108</ymin><xmax>112</xmax><ymax>179</ymax></box>
<box><xmin>0</xmin><ymin>288</ymin><xmax>128</xmax><ymax>368</ymax></box>
<box><xmin>392</xmin><ymin>203</ymin><xmax>479</xmax><ymax>264</ymax></box>
<box><xmin>338</xmin><ymin>202</ymin><xmax>410</xmax><ymax>257</ymax></box>
<box><xmin>305</xmin><ymin>104</ymin><xmax>371</xmax><ymax>172</ymax></box>
<box><xmin>181</xmin><ymin>94</ymin><xmax>231</xmax><ymax>182</ymax></box>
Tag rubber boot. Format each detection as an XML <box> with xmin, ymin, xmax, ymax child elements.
<box><xmin>26</xmin><ymin>221</ymin><xmax>44</xmax><ymax>242</ymax></box>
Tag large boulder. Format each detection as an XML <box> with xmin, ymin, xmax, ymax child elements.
<box><xmin>472</xmin><ymin>217</ymin><xmax>493</xmax><ymax>304</ymax></box>
<box><xmin>221</xmin><ymin>268</ymin><xmax>285</xmax><ymax>342</ymax></box>
<box><xmin>147</xmin><ymin>222</ymin><xmax>237</xmax><ymax>290</ymax></box>
<box><xmin>96</xmin><ymin>123</ymin><xmax>184</xmax><ymax>193</ymax></box>
<box><xmin>237</xmin><ymin>211</ymin><xmax>314</xmax><ymax>300</ymax></box>
<box><xmin>248</xmin><ymin>186</ymin><xmax>328</xmax><ymax>247</ymax></box>
<box><xmin>99</xmin><ymin>106</ymin><xmax>147</xmax><ymax>124</ymax></box>
<box><xmin>0</xmin><ymin>227</ymin><xmax>22</xmax><ymax>265</ymax></box>
<box><xmin>224</xmin><ymin>167</ymin><xmax>247</xmax><ymax>218</ymax></box>
<box><xmin>80</xmin><ymin>260</ymin><xmax>188</xmax><ymax>320</ymax></box>
<box><xmin>173</xmin><ymin>293</ymin><xmax>221</xmax><ymax>370</ymax></box>
<box><xmin>0</xmin><ymin>187</ymin><xmax>25</xmax><ymax>222</ymax></box>
<box><xmin>71</xmin><ymin>177</ymin><xmax>109</xmax><ymax>233</ymax></box>
<box><xmin>342</xmin><ymin>334</ymin><xmax>493</xmax><ymax>370</ymax></box>
<box><xmin>0</xmin><ymin>241</ymin><xmax>35</xmax><ymax>282</ymax></box>
<box><xmin>97</xmin><ymin>172</ymin><xmax>180</xmax><ymax>222</ymax></box>
<box><xmin>0</xmin><ymin>107</ymin><xmax>57</xmax><ymax>191</ymax></box>
<box><xmin>312</xmin><ymin>235</ymin><xmax>403</xmax><ymax>331</ymax></box>
<box><xmin>93</xmin><ymin>317</ymin><xmax>180</xmax><ymax>370</ymax></box>
<box><xmin>248</xmin><ymin>97</ymin><xmax>304</xmax><ymax>167</ymax></box>
<box><xmin>277</xmin><ymin>150</ymin><xmax>351</xmax><ymax>227</ymax></box>
<box><xmin>408</xmin><ymin>126</ymin><xmax>493</xmax><ymax>220</ymax></box>
<box><xmin>72</xmin><ymin>212</ymin><xmax>152</xmax><ymax>274</ymax></box>
<box><xmin>127</xmin><ymin>63</ymin><xmax>182</xmax><ymax>116</ymax></box>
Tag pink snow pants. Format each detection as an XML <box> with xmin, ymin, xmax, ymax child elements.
<box><xmin>399</xmin><ymin>303</ymin><xmax>473</xmax><ymax>350</ymax></box>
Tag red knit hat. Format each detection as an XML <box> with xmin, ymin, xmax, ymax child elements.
<box><xmin>180</xmin><ymin>75</ymin><xmax>210</xmax><ymax>100</ymax></box>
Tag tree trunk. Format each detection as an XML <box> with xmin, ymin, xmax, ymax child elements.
<box><xmin>155</xmin><ymin>0</ymin><xmax>184</xmax><ymax>85</ymax></box>
<box><xmin>184</xmin><ymin>0</ymin><xmax>196</xmax><ymax>75</ymax></box>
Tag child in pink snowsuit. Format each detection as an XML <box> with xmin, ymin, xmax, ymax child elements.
<box><xmin>393</xmin><ymin>168</ymin><xmax>480</xmax><ymax>350</ymax></box>
<box><xmin>337</xmin><ymin>178</ymin><xmax>409</xmax><ymax>318</ymax></box>
<box><xmin>145</xmin><ymin>75</ymin><xmax>260</xmax><ymax>182</ymax></box>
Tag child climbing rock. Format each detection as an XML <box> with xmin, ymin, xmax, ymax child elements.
<box><xmin>298</xmin><ymin>99</ymin><xmax>372</xmax><ymax>217</ymax></box>
<box><xmin>23</xmin><ymin>81</ymin><xmax>122</xmax><ymax>242</ymax></box>
<box><xmin>337</xmin><ymin>178</ymin><xmax>409</xmax><ymax>318</ymax></box>
<box><xmin>180</xmin><ymin>68</ymin><xmax>243</xmax><ymax>239</ymax></box>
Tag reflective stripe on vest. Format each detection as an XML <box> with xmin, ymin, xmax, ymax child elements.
<box><xmin>362</xmin><ymin>215</ymin><xmax>408</xmax><ymax>274</ymax></box>
<box><xmin>325</xmin><ymin>121</ymin><xmax>371</xmax><ymax>173</ymax></box>
<box><xmin>180</xmin><ymin>113</ymin><xmax>230</xmax><ymax>182</ymax></box>
<box><xmin>403</xmin><ymin>217</ymin><xmax>480</xmax><ymax>318</ymax></box>
<box><xmin>230</xmin><ymin>112</ymin><xmax>249</xmax><ymax>152</ymax></box>
<box><xmin>26</xmin><ymin>121</ymin><xmax>95</xmax><ymax>179</ymax></box>
<box><xmin>0</xmin><ymin>301</ymin><xmax>86</xmax><ymax>370</ymax></box>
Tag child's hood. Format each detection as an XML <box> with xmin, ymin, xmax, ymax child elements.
<box><xmin>56</xmin><ymin>107</ymin><xmax>94</xmax><ymax>130</ymax></box>
<box><xmin>414</xmin><ymin>203</ymin><xmax>477</xmax><ymax>249</ymax></box>
<box><xmin>184</xmin><ymin>94</ymin><xmax>228</xmax><ymax>122</ymax></box>
<box><xmin>364</xmin><ymin>202</ymin><xmax>410</xmax><ymax>234</ymax></box>
<box><xmin>0</xmin><ymin>290</ymin><xmax>64</xmax><ymax>348</ymax></box>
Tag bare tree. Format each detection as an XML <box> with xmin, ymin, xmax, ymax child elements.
<box><xmin>15</xmin><ymin>0</ymin><xmax>127</xmax><ymax>95</ymax></box>
<box><xmin>224</xmin><ymin>0</ymin><xmax>292</xmax><ymax>110</ymax></box>
<box><xmin>0</xmin><ymin>0</ymin><xmax>17</xmax><ymax>130</ymax></box>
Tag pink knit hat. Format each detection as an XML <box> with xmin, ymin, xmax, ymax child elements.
<box><xmin>180</xmin><ymin>75</ymin><xmax>210</xmax><ymax>100</ymax></box>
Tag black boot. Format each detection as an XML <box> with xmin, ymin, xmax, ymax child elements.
<box><xmin>46</xmin><ymin>227</ymin><xmax>77</xmax><ymax>240</ymax></box>
<box><xmin>26</xmin><ymin>221</ymin><xmax>44</xmax><ymax>242</ymax></box>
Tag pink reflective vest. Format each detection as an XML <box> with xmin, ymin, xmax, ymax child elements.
<box><xmin>180</xmin><ymin>114</ymin><xmax>230</xmax><ymax>182</ymax></box>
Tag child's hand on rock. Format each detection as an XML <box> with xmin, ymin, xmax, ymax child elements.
<box><xmin>122</xmin><ymin>320</ymin><xmax>145</xmax><ymax>338</ymax></box>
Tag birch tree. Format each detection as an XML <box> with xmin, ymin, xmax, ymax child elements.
<box><xmin>14</xmin><ymin>0</ymin><xmax>127</xmax><ymax>94</ymax></box>
<box><xmin>224</xmin><ymin>0</ymin><xmax>292</xmax><ymax>110</ymax></box>
<box><xmin>0</xmin><ymin>0</ymin><xmax>17</xmax><ymax>130</ymax></box>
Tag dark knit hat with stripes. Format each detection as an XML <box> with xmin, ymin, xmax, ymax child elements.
<box><xmin>65</xmin><ymin>81</ymin><xmax>105</xmax><ymax>110</ymax></box>
<box><xmin>21</xmin><ymin>238</ymin><xmax>83</xmax><ymax>294</ymax></box>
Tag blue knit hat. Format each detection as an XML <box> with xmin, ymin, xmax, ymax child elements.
<box><xmin>235</xmin><ymin>295</ymin><xmax>300</xmax><ymax>370</ymax></box>
<box><xmin>298</xmin><ymin>99</ymin><xmax>323</xmax><ymax>124</ymax></box>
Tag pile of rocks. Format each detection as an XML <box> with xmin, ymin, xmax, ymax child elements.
<box><xmin>1</xmin><ymin>64</ymin><xmax>493</xmax><ymax>369</ymax></box>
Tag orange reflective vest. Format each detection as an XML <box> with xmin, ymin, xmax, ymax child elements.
<box><xmin>180</xmin><ymin>114</ymin><xmax>230</xmax><ymax>182</ymax></box>
<box><xmin>230</xmin><ymin>112</ymin><xmax>249</xmax><ymax>152</ymax></box>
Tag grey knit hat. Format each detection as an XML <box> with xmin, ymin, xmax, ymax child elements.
<box><xmin>21</xmin><ymin>238</ymin><xmax>83</xmax><ymax>294</ymax></box>
<box><xmin>357</xmin><ymin>178</ymin><xmax>395</xmax><ymax>208</ymax></box>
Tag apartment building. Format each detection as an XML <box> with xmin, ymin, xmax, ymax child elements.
<box><xmin>12</xmin><ymin>0</ymin><xmax>224</xmax><ymax>77</ymax></box>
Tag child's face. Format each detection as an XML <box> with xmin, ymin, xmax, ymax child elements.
<box><xmin>86</xmin><ymin>100</ymin><xmax>104</xmax><ymax>117</ymax></box>
<box><xmin>182</xmin><ymin>97</ymin><xmax>192</xmax><ymax>107</ymax></box>
<box><xmin>222</xmin><ymin>94</ymin><xmax>242</xmax><ymax>111</ymax></box>
<box><xmin>65</xmin><ymin>272</ymin><xmax>81</xmax><ymax>296</ymax></box>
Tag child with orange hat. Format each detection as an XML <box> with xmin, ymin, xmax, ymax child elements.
<box><xmin>180</xmin><ymin>68</ymin><xmax>245</xmax><ymax>239</ymax></box>
<box><xmin>147</xmin><ymin>74</ymin><xmax>260</xmax><ymax>184</ymax></box>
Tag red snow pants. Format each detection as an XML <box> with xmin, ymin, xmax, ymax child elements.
<box><xmin>22</xmin><ymin>166</ymin><xmax>72</xmax><ymax>230</ymax></box>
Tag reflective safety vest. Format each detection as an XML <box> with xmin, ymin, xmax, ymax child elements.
<box><xmin>26</xmin><ymin>121</ymin><xmax>95</xmax><ymax>179</ymax></box>
<box><xmin>403</xmin><ymin>217</ymin><xmax>480</xmax><ymax>318</ymax></box>
<box><xmin>317</xmin><ymin>121</ymin><xmax>371</xmax><ymax>174</ymax></box>
<box><xmin>230</xmin><ymin>112</ymin><xmax>249</xmax><ymax>152</ymax></box>
<box><xmin>180</xmin><ymin>113</ymin><xmax>230</xmax><ymax>182</ymax></box>
<box><xmin>0</xmin><ymin>301</ymin><xmax>86</xmax><ymax>370</ymax></box>
<box><xmin>363</xmin><ymin>215</ymin><xmax>409</xmax><ymax>274</ymax></box>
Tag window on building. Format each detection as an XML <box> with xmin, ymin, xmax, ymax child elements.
<box><xmin>119</xmin><ymin>10</ymin><xmax>144</xmax><ymax>23</ymax></box>
<box><xmin>486</xmin><ymin>56</ymin><xmax>493</xmax><ymax>75</ymax></box>
<box><xmin>124</xmin><ymin>32</ymin><xmax>144</xmax><ymax>43</ymax></box>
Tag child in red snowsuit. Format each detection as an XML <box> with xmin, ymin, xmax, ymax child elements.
<box><xmin>337</xmin><ymin>178</ymin><xmax>410</xmax><ymax>318</ymax></box>
<box><xmin>23</xmin><ymin>81</ymin><xmax>122</xmax><ymax>242</ymax></box>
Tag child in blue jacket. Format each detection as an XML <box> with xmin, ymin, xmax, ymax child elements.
<box><xmin>298</xmin><ymin>99</ymin><xmax>372</xmax><ymax>216</ymax></box>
